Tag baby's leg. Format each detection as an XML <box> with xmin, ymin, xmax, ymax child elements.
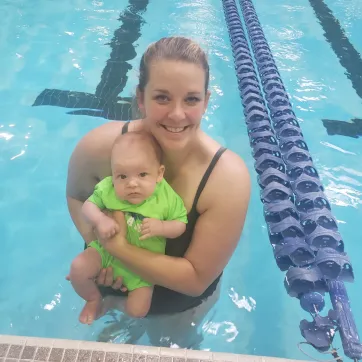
<box><xmin>69</xmin><ymin>248</ymin><xmax>103</xmax><ymax>325</ymax></box>
<box><xmin>125</xmin><ymin>286</ymin><xmax>154</xmax><ymax>319</ymax></box>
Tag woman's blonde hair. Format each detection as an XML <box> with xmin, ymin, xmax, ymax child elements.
<box><xmin>138</xmin><ymin>36</ymin><xmax>210</xmax><ymax>93</ymax></box>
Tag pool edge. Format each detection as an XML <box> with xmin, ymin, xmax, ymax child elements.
<box><xmin>0</xmin><ymin>334</ymin><xmax>307</xmax><ymax>362</ymax></box>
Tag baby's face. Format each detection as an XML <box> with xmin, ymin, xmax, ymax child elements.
<box><xmin>112</xmin><ymin>146</ymin><xmax>164</xmax><ymax>205</ymax></box>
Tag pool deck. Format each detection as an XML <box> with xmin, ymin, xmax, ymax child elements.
<box><xmin>0</xmin><ymin>335</ymin><xmax>307</xmax><ymax>362</ymax></box>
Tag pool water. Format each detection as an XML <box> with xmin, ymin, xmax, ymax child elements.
<box><xmin>1</xmin><ymin>0</ymin><xmax>362</xmax><ymax>360</ymax></box>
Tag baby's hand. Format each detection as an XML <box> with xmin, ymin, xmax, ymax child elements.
<box><xmin>95</xmin><ymin>216</ymin><xmax>119</xmax><ymax>240</ymax></box>
<box><xmin>139</xmin><ymin>218</ymin><xmax>163</xmax><ymax>240</ymax></box>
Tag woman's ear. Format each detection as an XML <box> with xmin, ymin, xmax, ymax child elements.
<box><xmin>157</xmin><ymin>165</ymin><xmax>165</xmax><ymax>182</ymax></box>
<box><xmin>131</xmin><ymin>93</ymin><xmax>143</xmax><ymax>119</ymax></box>
<box><xmin>203</xmin><ymin>90</ymin><xmax>211</xmax><ymax>113</ymax></box>
<box><xmin>136</xmin><ymin>87</ymin><xmax>146</xmax><ymax>117</ymax></box>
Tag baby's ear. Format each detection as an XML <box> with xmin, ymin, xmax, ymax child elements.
<box><xmin>157</xmin><ymin>165</ymin><xmax>165</xmax><ymax>182</ymax></box>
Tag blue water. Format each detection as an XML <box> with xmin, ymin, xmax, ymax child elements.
<box><xmin>1</xmin><ymin>0</ymin><xmax>362</xmax><ymax>360</ymax></box>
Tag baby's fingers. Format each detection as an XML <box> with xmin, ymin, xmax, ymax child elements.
<box><xmin>141</xmin><ymin>224</ymin><xmax>150</xmax><ymax>232</ymax></box>
<box><xmin>139</xmin><ymin>232</ymin><xmax>151</xmax><ymax>241</ymax></box>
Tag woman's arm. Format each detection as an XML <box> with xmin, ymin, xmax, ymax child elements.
<box><xmin>67</xmin><ymin>196</ymin><xmax>96</xmax><ymax>244</ymax></box>
<box><xmin>66</xmin><ymin>128</ymin><xmax>108</xmax><ymax>245</ymax></box>
<box><xmin>104</xmin><ymin>152</ymin><xmax>251</xmax><ymax>297</ymax></box>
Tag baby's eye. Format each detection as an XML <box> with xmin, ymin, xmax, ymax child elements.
<box><xmin>120</xmin><ymin>174</ymin><xmax>127</xmax><ymax>179</ymax></box>
<box><xmin>139</xmin><ymin>172</ymin><xmax>148</xmax><ymax>177</ymax></box>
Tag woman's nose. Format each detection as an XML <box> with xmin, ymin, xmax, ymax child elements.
<box><xmin>168</xmin><ymin>102</ymin><xmax>185</xmax><ymax>122</ymax></box>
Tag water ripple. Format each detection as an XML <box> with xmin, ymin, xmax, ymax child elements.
<box><xmin>43</xmin><ymin>293</ymin><xmax>61</xmax><ymax>311</ymax></box>
<box><xmin>296</xmin><ymin>77</ymin><xmax>327</xmax><ymax>92</ymax></box>
<box><xmin>321</xmin><ymin>141</ymin><xmax>356</xmax><ymax>155</ymax></box>
<box><xmin>269</xmin><ymin>41</ymin><xmax>303</xmax><ymax>68</ymax></box>
<box><xmin>281</xmin><ymin>5</ymin><xmax>306</xmax><ymax>12</ymax></box>
<box><xmin>320</xmin><ymin>164</ymin><xmax>362</xmax><ymax>209</ymax></box>
<box><xmin>271</xmin><ymin>26</ymin><xmax>304</xmax><ymax>40</ymax></box>
<box><xmin>0</xmin><ymin>132</ymin><xmax>14</xmax><ymax>141</ymax></box>
<box><xmin>325</xmin><ymin>182</ymin><xmax>362</xmax><ymax>209</ymax></box>
<box><xmin>202</xmin><ymin>321</ymin><xmax>239</xmax><ymax>343</ymax></box>
<box><xmin>229</xmin><ymin>288</ymin><xmax>256</xmax><ymax>312</ymax></box>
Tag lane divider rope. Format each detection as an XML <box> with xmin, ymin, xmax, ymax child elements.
<box><xmin>221</xmin><ymin>0</ymin><xmax>362</xmax><ymax>359</ymax></box>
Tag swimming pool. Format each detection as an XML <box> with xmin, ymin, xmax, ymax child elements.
<box><xmin>1</xmin><ymin>0</ymin><xmax>362</xmax><ymax>360</ymax></box>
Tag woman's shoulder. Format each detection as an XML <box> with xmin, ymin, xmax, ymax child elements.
<box><xmin>75</xmin><ymin>121</ymin><xmax>126</xmax><ymax>155</ymax></box>
<box><xmin>212</xmin><ymin>148</ymin><xmax>250</xmax><ymax>192</ymax></box>
<box><xmin>75</xmin><ymin>119</ymin><xmax>145</xmax><ymax>156</ymax></box>
<box><xmin>197</xmin><ymin>136</ymin><xmax>251</xmax><ymax>213</ymax></box>
<box><xmin>67</xmin><ymin>122</ymin><xmax>127</xmax><ymax>201</ymax></box>
<box><xmin>202</xmin><ymin>133</ymin><xmax>250</xmax><ymax>183</ymax></box>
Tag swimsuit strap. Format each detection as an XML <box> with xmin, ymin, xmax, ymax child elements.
<box><xmin>122</xmin><ymin>121</ymin><xmax>130</xmax><ymax>134</ymax></box>
<box><xmin>191</xmin><ymin>146</ymin><xmax>227</xmax><ymax>212</ymax></box>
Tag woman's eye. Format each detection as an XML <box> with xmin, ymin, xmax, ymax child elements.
<box><xmin>155</xmin><ymin>95</ymin><xmax>168</xmax><ymax>102</ymax></box>
<box><xmin>186</xmin><ymin>96</ymin><xmax>200</xmax><ymax>104</ymax></box>
<box><xmin>140</xmin><ymin>172</ymin><xmax>147</xmax><ymax>177</ymax></box>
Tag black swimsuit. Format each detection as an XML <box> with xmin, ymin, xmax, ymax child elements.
<box><xmin>99</xmin><ymin>121</ymin><xmax>227</xmax><ymax>315</ymax></box>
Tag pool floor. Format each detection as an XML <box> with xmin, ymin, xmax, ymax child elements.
<box><xmin>0</xmin><ymin>335</ymin><xmax>306</xmax><ymax>362</ymax></box>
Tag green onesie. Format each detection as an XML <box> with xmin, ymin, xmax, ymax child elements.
<box><xmin>87</xmin><ymin>176</ymin><xmax>188</xmax><ymax>291</ymax></box>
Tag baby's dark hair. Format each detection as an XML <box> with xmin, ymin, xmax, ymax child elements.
<box><xmin>112</xmin><ymin>130</ymin><xmax>162</xmax><ymax>164</ymax></box>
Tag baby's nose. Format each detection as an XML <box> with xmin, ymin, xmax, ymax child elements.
<box><xmin>128</xmin><ymin>179</ymin><xmax>138</xmax><ymax>187</ymax></box>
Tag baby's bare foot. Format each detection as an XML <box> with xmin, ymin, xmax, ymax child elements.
<box><xmin>79</xmin><ymin>299</ymin><xmax>102</xmax><ymax>325</ymax></box>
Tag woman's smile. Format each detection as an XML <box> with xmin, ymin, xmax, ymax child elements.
<box><xmin>161</xmin><ymin>125</ymin><xmax>189</xmax><ymax>133</ymax></box>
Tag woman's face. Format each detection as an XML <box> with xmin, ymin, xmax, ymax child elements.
<box><xmin>137</xmin><ymin>59</ymin><xmax>210</xmax><ymax>151</ymax></box>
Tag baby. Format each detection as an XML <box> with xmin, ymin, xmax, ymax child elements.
<box><xmin>69</xmin><ymin>131</ymin><xmax>188</xmax><ymax>324</ymax></box>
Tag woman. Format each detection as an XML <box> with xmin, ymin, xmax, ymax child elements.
<box><xmin>66</xmin><ymin>36</ymin><xmax>251</xmax><ymax>345</ymax></box>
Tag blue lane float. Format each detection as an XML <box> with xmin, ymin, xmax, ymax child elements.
<box><xmin>221</xmin><ymin>0</ymin><xmax>362</xmax><ymax>359</ymax></box>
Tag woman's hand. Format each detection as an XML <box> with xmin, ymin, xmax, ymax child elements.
<box><xmin>95</xmin><ymin>268</ymin><xmax>127</xmax><ymax>292</ymax></box>
<box><xmin>66</xmin><ymin>270</ymin><xmax>127</xmax><ymax>291</ymax></box>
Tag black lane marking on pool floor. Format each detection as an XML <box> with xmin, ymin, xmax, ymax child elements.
<box><xmin>322</xmin><ymin>118</ymin><xmax>362</xmax><ymax>139</ymax></box>
<box><xmin>32</xmin><ymin>0</ymin><xmax>149</xmax><ymax>121</ymax></box>
<box><xmin>308</xmin><ymin>0</ymin><xmax>362</xmax><ymax>138</ymax></box>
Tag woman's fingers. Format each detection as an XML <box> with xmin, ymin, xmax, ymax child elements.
<box><xmin>96</xmin><ymin>267</ymin><xmax>113</xmax><ymax>286</ymax></box>
<box><xmin>112</xmin><ymin>277</ymin><xmax>126</xmax><ymax>291</ymax></box>
<box><xmin>104</xmin><ymin>267</ymin><xmax>114</xmax><ymax>286</ymax></box>
<box><xmin>96</xmin><ymin>268</ymin><xmax>106</xmax><ymax>285</ymax></box>
<box><xmin>96</xmin><ymin>271</ymin><xmax>127</xmax><ymax>292</ymax></box>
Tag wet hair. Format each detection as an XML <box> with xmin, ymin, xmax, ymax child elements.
<box><xmin>138</xmin><ymin>36</ymin><xmax>210</xmax><ymax>93</ymax></box>
<box><xmin>112</xmin><ymin>130</ymin><xmax>162</xmax><ymax>164</ymax></box>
